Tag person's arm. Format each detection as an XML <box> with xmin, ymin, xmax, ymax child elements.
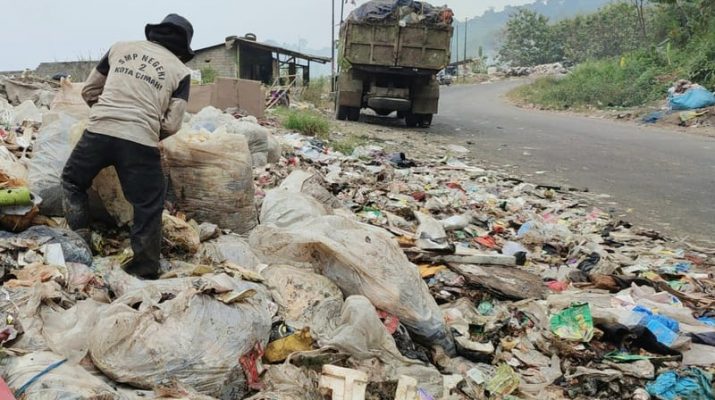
<box><xmin>81</xmin><ymin>51</ymin><xmax>111</xmax><ymax>107</ymax></box>
<box><xmin>160</xmin><ymin>74</ymin><xmax>191</xmax><ymax>139</ymax></box>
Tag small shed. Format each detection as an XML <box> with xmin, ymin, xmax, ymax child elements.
<box><xmin>187</xmin><ymin>35</ymin><xmax>330</xmax><ymax>86</ymax></box>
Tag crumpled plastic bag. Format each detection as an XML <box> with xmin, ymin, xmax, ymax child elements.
<box><xmin>1</xmin><ymin>351</ymin><xmax>124</xmax><ymax>399</ymax></box>
<box><xmin>262</xmin><ymin>264</ymin><xmax>343</xmax><ymax>334</ymax></box>
<box><xmin>246</xmin><ymin>364</ymin><xmax>321</xmax><ymax>400</ymax></box>
<box><xmin>163</xmin><ymin>211</ymin><xmax>201</xmax><ymax>254</ymax></box>
<box><xmin>162</xmin><ymin>128</ymin><xmax>257</xmax><ymax>234</ymax></box>
<box><xmin>646</xmin><ymin>368</ymin><xmax>713</xmax><ymax>400</ymax></box>
<box><xmin>0</xmin><ymin>146</ymin><xmax>28</xmax><ymax>186</ymax></box>
<box><xmin>0</xmin><ymin>97</ymin><xmax>15</xmax><ymax>126</ymax></box>
<box><xmin>39</xmin><ymin>299</ymin><xmax>108</xmax><ymax>362</ymax></box>
<box><xmin>278</xmin><ymin>170</ymin><xmax>343</xmax><ymax>210</ymax></box>
<box><xmin>89</xmin><ymin>273</ymin><xmax>273</xmax><ymax>396</ymax></box>
<box><xmin>11</xmin><ymin>100</ymin><xmax>42</xmax><ymax>126</ymax></box>
<box><xmin>250</xmin><ymin>215</ymin><xmax>455</xmax><ymax>355</ymax></box>
<box><xmin>196</xmin><ymin>234</ymin><xmax>261</xmax><ymax>269</ymax></box>
<box><xmin>319</xmin><ymin>295</ymin><xmax>417</xmax><ymax>363</ymax></box>
<box><xmin>550</xmin><ymin>303</ymin><xmax>594</xmax><ymax>342</ymax></box>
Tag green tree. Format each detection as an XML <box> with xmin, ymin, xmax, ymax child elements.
<box><xmin>497</xmin><ymin>9</ymin><xmax>562</xmax><ymax>66</ymax></box>
<box><xmin>555</xmin><ymin>2</ymin><xmax>647</xmax><ymax>63</ymax></box>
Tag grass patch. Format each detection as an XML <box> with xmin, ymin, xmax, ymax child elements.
<box><xmin>511</xmin><ymin>28</ymin><xmax>715</xmax><ymax>111</ymax></box>
<box><xmin>511</xmin><ymin>52</ymin><xmax>675</xmax><ymax>110</ymax></box>
<box><xmin>330</xmin><ymin>134</ymin><xmax>368</xmax><ymax>156</ymax></box>
<box><xmin>280</xmin><ymin>109</ymin><xmax>330</xmax><ymax>138</ymax></box>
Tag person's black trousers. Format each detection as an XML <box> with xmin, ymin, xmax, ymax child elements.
<box><xmin>61</xmin><ymin>130</ymin><xmax>165</xmax><ymax>278</ymax></box>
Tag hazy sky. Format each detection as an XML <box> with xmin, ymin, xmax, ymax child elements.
<box><xmin>1</xmin><ymin>0</ymin><xmax>532</xmax><ymax>71</ymax></box>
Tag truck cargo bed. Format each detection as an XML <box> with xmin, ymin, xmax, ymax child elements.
<box><xmin>341</xmin><ymin>21</ymin><xmax>452</xmax><ymax>71</ymax></box>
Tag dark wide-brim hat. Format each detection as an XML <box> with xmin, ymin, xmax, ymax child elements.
<box><xmin>145</xmin><ymin>14</ymin><xmax>195</xmax><ymax>61</ymax></box>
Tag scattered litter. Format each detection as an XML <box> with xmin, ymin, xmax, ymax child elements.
<box><xmin>550</xmin><ymin>303</ymin><xmax>594</xmax><ymax>342</ymax></box>
<box><xmin>0</xmin><ymin>75</ymin><xmax>713</xmax><ymax>399</ymax></box>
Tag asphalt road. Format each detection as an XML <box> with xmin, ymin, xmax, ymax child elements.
<box><xmin>430</xmin><ymin>80</ymin><xmax>715</xmax><ymax>242</ymax></box>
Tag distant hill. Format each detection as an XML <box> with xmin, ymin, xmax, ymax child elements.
<box><xmin>452</xmin><ymin>0</ymin><xmax>615</xmax><ymax>62</ymax></box>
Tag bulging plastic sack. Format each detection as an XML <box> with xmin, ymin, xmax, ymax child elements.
<box><xmin>27</xmin><ymin>114</ymin><xmax>77</xmax><ymax>215</ymax></box>
<box><xmin>250</xmin><ymin>215</ymin><xmax>455</xmax><ymax>355</ymax></box>
<box><xmin>2</xmin><ymin>351</ymin><xmax>124</xmax><ymax>399</ymax></box>
<box><xmin>49</xmin><ymin>78</ymin><xmax>90</xmax><ymax>120</ymax></box>
<box><xmin>227</xmin><ymin>118</ymin><xmax>270</xmax><ymax>167</ymax></box>
<box><xmin>669</xmin><ymin>86</ymin><xmax>715</xmax><ymax>110</ymax></box>
<box><xmin>266</xmin><ymin>133</ymin><xmax>281</xmax><ymax>164</ymax></box>
<box><xmin>162</xmin><ymin>128</ymin><xmax>258</xmax><ymax>234</ymax></box>
<box><xmin>89</xmin><ymin>273</ymin><xmax>274</xmax><ymax>397</ymax></box>
<box><xmin>260</xmin><ymin>189</ymin><xmax>328</xmax><ymax>228</ymax></box>
<box><xmin>28</xmin><ymin>115</ymin><xmax>131</xmax><ymax>225</ymax></box>
<box><xmin>187</xmin><ymin>107</ymin><xmax>272</xmax><ymax>167</ymax></box>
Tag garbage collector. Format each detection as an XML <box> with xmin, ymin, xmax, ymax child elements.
<box><xmin>61</xmin><ymin>14</ymin><xmax>195</xmax><ymax>279</ymax></box>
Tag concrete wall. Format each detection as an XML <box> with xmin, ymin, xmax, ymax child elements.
<box><xmin>35</xmin><ymin>61</ymin><xmax>97</xmax><ymax>81</ymax></box>
<box><xmin>186</xmin><ymin>45</ymin><xmax>238</xmax><ymax>80</ymax></box>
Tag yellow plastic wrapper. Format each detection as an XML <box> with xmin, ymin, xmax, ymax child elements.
<box><xmin>264</xmin><ymin>328</ymin><xmax>313</xmax><ymax>363</ymax></box>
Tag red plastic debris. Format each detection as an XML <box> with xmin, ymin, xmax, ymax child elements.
<box><xmin>446</xmin><ymin>182</ymin><xmax>466</xmax><ymax>192</ymax></box>
<box><xmin>547</xmin><ymin>281</ymin><xmax>569</xmax><ymax>293</ymax></box>
<box><xmin>412</xmin><ymin>191</ymin><xmax>427</xmax><ymax>202</ymax></box>
<box><xmin>377</xmin><ymin>310</ymin><xmax>400</xmax><ymax>335</ymax></box>
<box><xmin>239</xmin><ymin>342</ymin><xmax>265</xmax><ymax>391</ymax></box>
<box><xmin>475</xmin><ymin>235</ymin><xmax>498</xmax><ymax>249</ymax></box>
<box><xmin>0</xmin><ymin>376</ymin><xmax>15</xmax><ymax>400</ymax></box>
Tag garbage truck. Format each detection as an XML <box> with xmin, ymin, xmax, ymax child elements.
<box><xmin>336</xmin><ymin>0</ymin><xmax>454</xmax><ymax>127</ymax></box>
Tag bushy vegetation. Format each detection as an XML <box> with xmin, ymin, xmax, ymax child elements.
<box><xmin>200</xmin><ymin>67</ymin><xmax>217</xmax><ymax>84</ymax></box>
<box><xmin>299</xmin><ymin>77</ymin><xmax>331</xmax><ymax>109</ymax></box>
<box><xmin>281</xmin><ymin>109</ymin><xmax>330</xmax><ymax>138</ymax></box>
<box><xmin>504</xmin><ymin>0</ymin><xmax>715</xmax><ymax>109</ymax></box>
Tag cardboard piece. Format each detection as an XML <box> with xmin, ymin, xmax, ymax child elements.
<box><xmin>188</xmin><ymin>78</ymin><xmax>265</xmax><ymax>118</ymax></box>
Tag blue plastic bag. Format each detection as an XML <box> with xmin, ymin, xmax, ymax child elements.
<box><xmin>668</xmin><ymin>87</ymin><xmax>715</xmax><ymax>110</ymax></box>
<box><xmin>646</xmin><ymin>368</ymin><xmax>714</xmax><ymax>400</ymax></box>
<box><xmin>633</xmin><ymin>305</ymin><xmax>680</xmax><ymax>346</ymax></box>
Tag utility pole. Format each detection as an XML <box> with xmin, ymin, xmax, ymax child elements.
<box><xmin>455</xmin><ymin>23</ymin><xmax>459</xmax><ymax>75</ymax></box>
<box><xmin>464</xmin><ymin>17</ymin><xmax>468</xmax><ymax>62</ymax></box>
<box><xmin>331</xmin><ymin>0</ymin><xmax>336</xmax><ymax>92</ymax></box>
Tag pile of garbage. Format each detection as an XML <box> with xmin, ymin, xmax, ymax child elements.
<box><xmin>493</xmin><ymin>63</ymin><xmax>569</xmax><ymax>78</ymax></box>
<box><xmin>641</xmin><ymin>79</ymin><xmax>715</xmax><ymax>128</ymax></box>
<box><xmin>667</xmin><ymin>79</ymin><xmax>715</xmax><ymax>111</ymax></box>
<box><xmin>0</xmin><ymin>89</ymin><xmax>714</xmax><ymax>400</ymax></box>
<box><xmin>349</xmin><ymin>0</ymin><xmax>454</xmax><ymax>26</ymax></box>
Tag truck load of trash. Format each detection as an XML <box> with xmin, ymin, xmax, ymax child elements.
<box><xmin>0</xmin><ymin>96</ymin><xmax>714</xmax><ymax>399</ymax></box>
<box><xmin>349</xmin><ymin>0</ymin><xmax>454</xmax><ymax>26</ymax></box>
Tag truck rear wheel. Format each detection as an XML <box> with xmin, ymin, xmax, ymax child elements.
<box><xmin>419</xmin><ymin>113</ymin><xmax>433</xmax><ymax>127</ymax></box>
<box><xmin>347</xmin><ymin>107</ymin><xmax>361</xmax><ymax>121</ymax></box>
<box><xmin>405</xmin><ymin>113</ymin><xmax>419</xmax><ymax>128</ymax></box>
<box><xmin>336</xmin><ymin>106</ymin><xmax>349</xmax><ymax>121</ymax></box>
